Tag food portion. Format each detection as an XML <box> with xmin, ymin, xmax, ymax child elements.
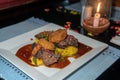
<box><xmin>31</xmin><ymin>29</ymin><xmax>78</xmax><ymax>66</ymax></box>
<box><xmin>49</xmin><ymin>29</ymin><xmax>67</xmax><ymax>43</ymax></box>
<box><xmin>16</xmin><ymin>29</ymin><xmax>92</xmax><ymax>68</ymax></box>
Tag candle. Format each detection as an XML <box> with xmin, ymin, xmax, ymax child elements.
<box><xmin>93</xmin><ymin>2</ymin><xmax>101</xmax><ymax>27</ymax></box>
<box><xmin>93</xmin><ymin>12</ymin><xmax>100</xmax><ymax>27</ymax></box>
<box><xmin>84</xmin><ymin>6</ymin><xmax>93</xmax><ymax>19</ymax></box>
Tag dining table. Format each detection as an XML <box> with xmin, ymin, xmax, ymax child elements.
<box><xmin>0</xmin><ymin>1</ymin><xmax>120</xmax><ymax>80</ymax></box>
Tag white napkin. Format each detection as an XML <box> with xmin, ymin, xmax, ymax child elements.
<box><xmin>110</xmin><ymin>36</ymin><xmax>120</xmax><ymax>46</ymax></box>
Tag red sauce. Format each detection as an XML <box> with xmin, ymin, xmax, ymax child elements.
<box><xmin>74</xmin><ymin>43</ymin><xmax>92</xmax><ymax>58</ymax></box>
<box><xmin>16</xmin><ymin>44</ymin><xmax>34</xmax><ymax>66</ymax></box>
<box><xmin>49</xmin><ymin>58</ymin><xmax>70</xmax><ymax>68</ymax></box>
<box><xmin>16</xmin><ymin>43</ymin><xmax>92</xmax><ymax>68</ymax></box>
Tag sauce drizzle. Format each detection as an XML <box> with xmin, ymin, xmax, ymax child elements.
<box><xmin>16</xmin><ymin>42</ymin><xmax>92</xmax><ymax>68</ymax></box>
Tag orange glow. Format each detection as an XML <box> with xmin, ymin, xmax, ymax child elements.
<box><xmin>97</xmin><ymin>2</ymin><xmax>101</xmax><ymax>12</ymax></box>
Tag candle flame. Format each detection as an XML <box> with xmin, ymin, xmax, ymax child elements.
<box><xmin>97</xmin><ymin>2</ymin><xmax>101</xmax><ymax>12</ymax></box>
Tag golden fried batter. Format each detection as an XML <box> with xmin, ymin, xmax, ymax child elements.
<box><xmin>38</xmin><ymin>39</ymin><xmax>55</xmax><ymax>50</ymax></box>
<box><xmin>32</xmin><ymin>44</ymin><xmax>41</xmax><ymax>55</ymax></box>
<box><xmin>49</xmin><ymin>29</ymin><xmax>67</xmax><ymax>43</ymax></box>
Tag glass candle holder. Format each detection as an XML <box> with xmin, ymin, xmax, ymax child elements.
<box><xmin>81</xmin><ymin>0</ymin><xmax>112</xmax><ymax>35</ymax></box>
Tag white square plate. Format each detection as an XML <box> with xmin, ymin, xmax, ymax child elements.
<box><xmin>0</xmin><ymin>23</ymin><xmax>108</xmax><ymax>80</ymax></box>
<box><xmin>110</xmin><ymin>35</ymin><xmax>120</xmax><ymax>46</ymax></box>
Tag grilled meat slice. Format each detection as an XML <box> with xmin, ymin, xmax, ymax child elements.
<box><xmin>56</xmin><ymin>35</ymin><xmax>78</xmax><ymax>48</ymax></box>
<box><xmin>41</xmin><ymin>50</ymin><xmax>60</xmax><ymax>66</ymax></box>
<box><xmin>34</xmin><ymin>48</ymin><xmax>60</xmax><ymax>66</ymax></box>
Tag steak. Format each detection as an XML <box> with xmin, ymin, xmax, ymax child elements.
<box><xmin>57</xmin><ymin>35</ymin><xmax>78</xmax><ymax>48</ymax></box>
<box><xmin>35</xmin><ymin>48</ymin><xmax>60</xmax><ymax>66</ymax></box>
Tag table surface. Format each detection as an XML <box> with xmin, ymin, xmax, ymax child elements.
<box><xmin>0</xmin><ymin>1</ymin><xmax>120</xmax><ymax>80</ymax></box>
